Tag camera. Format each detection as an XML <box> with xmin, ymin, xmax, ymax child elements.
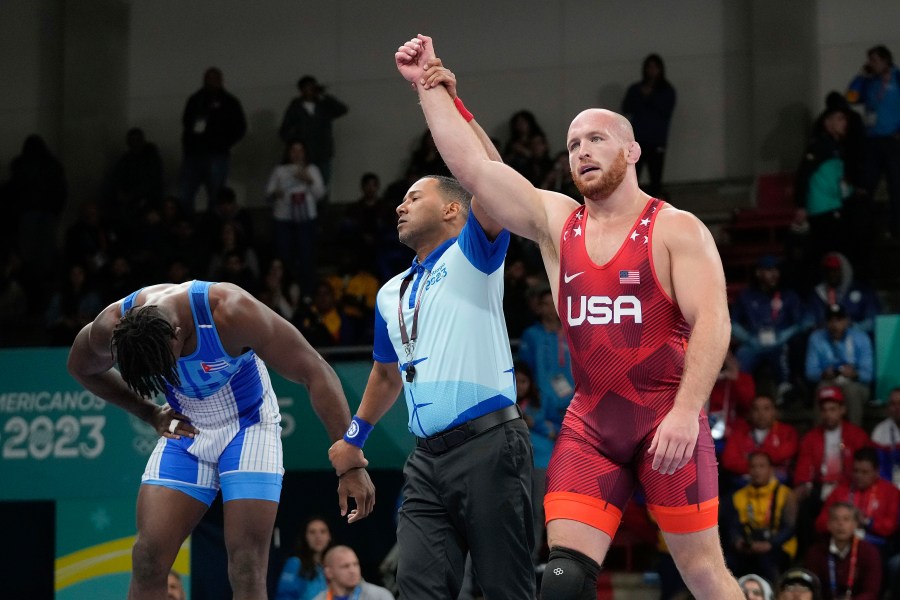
<box><xmin>745</xmin><ymin>527</ymin><xmax>772</xmax><ymax>543</ymax></box>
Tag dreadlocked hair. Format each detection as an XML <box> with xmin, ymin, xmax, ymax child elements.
<box><xmin>111</xmin><ymin>305</ymin><xmax>180</xmax><ymax>398</ymax></box>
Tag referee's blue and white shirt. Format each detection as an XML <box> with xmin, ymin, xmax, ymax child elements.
<box><xmin>373</xmin><ymin>214</ymin><xmax>515</xmax><ymax>438</ymax></box>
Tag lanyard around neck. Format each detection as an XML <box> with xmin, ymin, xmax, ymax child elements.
<box><xmin>398</xmin><ymin>267</ymin><xmax>429</xmax><ymax>382</ymax></box>
<box><xmin>829</xmin><ymin>535</ymin><xmax>859</xmax><ymax>599</ymax></box>
<box><xmin>326</xmin><ymin>587</ymin><xmax>362</xmax><ymax>600</ymax></box>
<box><xmin>770</xmin><ymin>291</ymin><xmax>782</xmax><ymax>322</ymax></box>
<box><xmin>746</xmin><ymin>482</ymin><xmax>780</xmax><ymax>529</ymax></box>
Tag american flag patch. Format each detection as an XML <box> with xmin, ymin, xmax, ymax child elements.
<box><xmin>619</xmin><ymin>270</ymin><xmax>640</xmax><ymax>284</ymax></box>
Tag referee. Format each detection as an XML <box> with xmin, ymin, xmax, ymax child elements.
<box><xmin>329</xmin><ymin>61</ymin><xmax>534</xmax><ymax>600</ymax></box>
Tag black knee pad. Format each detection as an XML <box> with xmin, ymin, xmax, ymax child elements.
<box><xmin>540</xmin><ymin>546</ymin><xmax>600</xmax><ymax>600</ymax></box>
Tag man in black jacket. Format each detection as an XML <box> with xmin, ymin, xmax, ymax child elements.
<box><xmin>179</xmin><ymin>67</ymin><xmax>246</xmax><ymax>214</ymax></box>
<box><xmin>279</xmin><ymin>75</ymin><xmax>348</xmax><ymax>191</ymax></box>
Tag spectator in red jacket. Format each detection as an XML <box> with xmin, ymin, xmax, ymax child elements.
<box><xmin>794</xmin><ymin>386</ymin><xmax>872</xmax><ymax>504</ymax></box>
<box><xmin>815</xmin><ymin>447</ymin><xmax>900</xmax><ymax>546</ymax></box>
<box><xmin>792</xmin><ymin>386</ymin><xmax>872</xmax><ymax>560</ymax></box>
<box><xmin>708</xmin><ymin>349</ymin><xmax>757</xmax><ymax>446</ymax></box>
<box><xmin>722</xmin><ymin>395</ymin><xmax>799</xmax><ymax>484</ymax></box>
<box><xmin>805</xmin><ymin>502</ymin><xmax>882</xmax><ymax>600</ymax></box>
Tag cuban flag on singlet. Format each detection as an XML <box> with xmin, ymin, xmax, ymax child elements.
<box><xmin>201</xmin><ymin>360</ymin><xmax>229</xmax><ymax>373</ymax></box>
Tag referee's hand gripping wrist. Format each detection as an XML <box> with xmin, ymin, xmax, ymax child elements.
<box><xmin>338</xmin><ymin>466</ymin><xmax>365</xmax><ymax>478</ymax></box>
<box><xmin>329</xmin><ymin>437</ymin><xmax>369</xmax><ymax>477</ymax></box>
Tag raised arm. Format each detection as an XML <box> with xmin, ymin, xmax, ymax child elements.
<box><xmin>421</xmin><ymin>57</ymin><xmax>504</xmax><ymax>239</ymax></box>
<box><xmin>648</xmin><ymin>210</ymin><xmax>731</xmax><ymax>474</ymax></box>
<box><xmin>218</xmin><ymin>287</ymin><xmax>375</xmax><ymax>521</ymax></box>
<box><xmin>396</xmin><ymin>35</ymin><xmax>573</xmax><ymax>243</ymax></box>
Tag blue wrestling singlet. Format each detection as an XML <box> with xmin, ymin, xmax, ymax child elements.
<box><xmin>122</xmin><ymin>280</ymin><xmax>283</xmax><ymax>504</ymax></box>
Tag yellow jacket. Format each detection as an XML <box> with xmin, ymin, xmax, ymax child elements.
<box><xmin>732</xmin><ymin>478</ymin><xmax>797</xmax><ymax>558</ymax></box>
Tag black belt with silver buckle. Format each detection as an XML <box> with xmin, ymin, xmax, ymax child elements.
<box><xmin>415</xmin><ymin>404</ymin><xmax>522</xmax><ymax>455</ymax></box>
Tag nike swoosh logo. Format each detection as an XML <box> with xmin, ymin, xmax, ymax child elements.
<box><xmin>563</xmin><ymin>271</ymin><xmax>584</xmax><ymax>283</ymax></box>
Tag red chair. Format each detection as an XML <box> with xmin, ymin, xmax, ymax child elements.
<box><xmin>721</xmin><ymin>172</ymin><xmax>797</xmax><ymax>281</ymax></box>
<box><xmin>755</xmin><ymin>171</ymin><xmax>796</xmax><ymax>212</ymax></box>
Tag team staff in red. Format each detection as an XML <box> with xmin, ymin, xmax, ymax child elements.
<box><xmin>397</xmin><ymin>34</ymin><xmax>744</xmax><ymax>600</ymax></box>
<box><xmin>805</xmin><ymin>502</ymin><xmax>883</xmax><ymax>600</ymax></box>
<box><xmin>794</xmin><ymin>387</ymin><xmax>871</xmax><ymax>502</ymax></box>
<box><xmin>721</xmin><ymin>395</ymin><xmax>798</xmax><ymax>482</ymax></box>
<box><xmin>814</xmin><ymin>447</ymin><xmax>900</xmax><ymax>544</ymax></box>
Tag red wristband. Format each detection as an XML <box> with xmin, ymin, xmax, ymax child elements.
<box><xmin>454</xmin><ymin>96</ymin><xmax>474</xmax><ymax>122</ymax></box>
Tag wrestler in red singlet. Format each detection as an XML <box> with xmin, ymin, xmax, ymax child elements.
<box><xmin>544</xmin><ymin>197</ymin><xmax>719</xmax><ymax>536</ymax></box>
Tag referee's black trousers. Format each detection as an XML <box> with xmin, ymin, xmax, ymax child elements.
<box><xmin>397</xmin><ymin>418</ymin><xmax>535</xmax><ymax>599</ymax></box>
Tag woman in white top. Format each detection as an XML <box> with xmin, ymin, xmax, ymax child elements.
<box><xmin>266</xmin><ymin>141</ymin><xmax>325</xmax><ymax>293</ymax></box>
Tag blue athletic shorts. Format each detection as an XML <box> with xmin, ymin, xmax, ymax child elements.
<box><xmin>141</xmin><ymin>421</ymin><xmax>284</xmax><ymax>505</ymax></box>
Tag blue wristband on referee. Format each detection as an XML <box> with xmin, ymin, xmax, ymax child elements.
<box><xmin>343</xmin><ymin>415</ymin><xmax>373</xmax><ymax>448</ymax></box>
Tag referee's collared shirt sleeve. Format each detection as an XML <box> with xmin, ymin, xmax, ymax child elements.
<box><xmin>372</xmin><ymin>301</ymin><xmax>398</xmax><ymax>363</ymax></box>
<box><xmin>457</xmin><ymin>211</ymin><xmax>510</xmax><ymax>275</ymax></box>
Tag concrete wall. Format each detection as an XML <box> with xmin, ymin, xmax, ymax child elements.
<box><xmin>2</xmin><ymin>0</ymin><xmax>900</xmax><ymax>211</ymax></box>
<box><xmin>815</xmin><ymin>0</ymin><xmax>900</xmax><ymax>104</ymax></box>
<box><xmin>62</xmin><ymin>0</ymin><xmax>130</xmax><ymax>206</ymax></box>
<box><xmin>0</xmin><ymin>0</ymin><xmax>63</xmax><ymax>170</ymax></box>
<box><xmin>749</xmin><ymin>0</ymin><xmax>817</xmax><ymax>174</ymax></box>
<box><xmin>123</xmin><ymin>0</ymin><xmax>745</xmax><ymax>206</ymax></box>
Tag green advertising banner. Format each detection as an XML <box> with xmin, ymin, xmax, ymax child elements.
<box><xmin>0</xmin><ymin>348</ymin><xmax>412</xmax><ymax>502</ymax></box>
<box><xmin>275</xmin><ymin>361</ymin><xmax>413</xmax><ymax>470</ymax></box>
<box><xmin>876</xmin><ymin>314</ymin><xmax>900</xmax><ymax>401</ymax></box>
<box><xmin>55</xmin><ymin>496</ymin><xmax>190</xmax><ymax>599</ymax></box>
<box><xmin>0</xmin><ymin>348</ymin><xmax>413</xmax><ymax>596</ymax></box>
<box><xmin>0</xmin><ymin>349</ymin><xmax>154</xmax><ymax>500</ymax></box>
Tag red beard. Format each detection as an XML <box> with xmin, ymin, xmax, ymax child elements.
<box><xmin>573</xmin><ymin>150</ymin><xmax>628</xmax><ymax>200</ymax></box>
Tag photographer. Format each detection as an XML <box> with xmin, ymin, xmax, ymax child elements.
<box><xmin>726</xmin><ymin>451</ymin><xmax>798</xmax><ymax>584</ymax></box>
<box><xmin>278</xmin><ymin>74</ymin><xmax>348</xmax><ymax>192</ymax></box>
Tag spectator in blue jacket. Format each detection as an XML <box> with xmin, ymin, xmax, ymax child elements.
<box><xmin>805</xmin><ymin>304</ymin><xmax>873</xmax><ymax>425</ymax></box>
<box><xmin>518</xmin><ymin>286</ymin><xmax>574</xmax><ymax>430</ymax></box>
<box><xmin>514</xmin><ymin>361</ymin><xmax>556</xmax><ymax>564</ymax></box>
<box><xmin>732</xmin><ymin>255</ymin><xmax>805</xmax><ymax>401</ymax></box>
<box><xmin>847</xmin><ymin>45</ymin><xmax>900</xmax><ymax>239</ymax></box>
<box><xmin>276</xmin><ymin>516</ymin><xmax>332</xmax><ymax>600</ymax></box>
<box><xmin>806</xmin><ymin>252</ymin><xmax>879</xmax><ymax>334</ymax></box>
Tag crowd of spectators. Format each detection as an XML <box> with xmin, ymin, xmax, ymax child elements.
<box><xmin>677</xmin><ymin>105</ymin><xmax>898</xmax><ymax>596</ymax></box>
<box><xmin>0</xmin><ymin>64</ymin><xmax>580</xmax><ymax>351</ymax></box>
